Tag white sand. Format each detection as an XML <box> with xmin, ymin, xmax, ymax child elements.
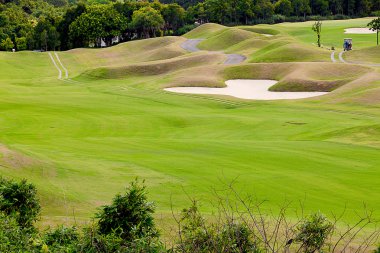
<box><xmin>344</xmin><ymin>28</ymin><xmax>376</xmax><ymax>34</ymax></box>
<box><xmin>164</xmin><ymin>79</ymin><xmax>328</xmax><ymax>100</ymax></box>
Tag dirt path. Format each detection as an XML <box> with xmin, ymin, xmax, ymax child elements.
<box><xmin>224</xmin><ymin>54</ymin><xmax>247</xmax><ymax>65</ymax></box>
<box><xmin>181</xmin><ymin>39</ymin><xmax>246</xmax><ymax>65</ymax></box>
<box><xmin>180</xmin><ymin>39</ymin><xmax>204</xmax><ymax>52</ymax></box>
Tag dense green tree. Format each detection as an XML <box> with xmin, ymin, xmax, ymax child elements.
<box><xmin>275</xmin><ymin>0</ymin><xmax>293</xmax><ymax>16</ymax></box>
<box><xmin>356</xmin><ymin>0</ymin><xmax>372</xmax><ymax>15</ymax></box>
<box><xmin>162</xmin><ymin>3</ymin><xmax>185</xmax><ymax>34</ymax></box>
<box><xmin>237</xmin><ymin>0</ymin><xmax>254</xmax><ymax>24</ymax></box>
<box><xmin>185</xmin><ymin>2</ymin><xmax>207</xmax><ymax>23</ymax></box>
<box><xmin>372</xmin><ymin>0</ymin><xmax>380</xmax><ymax>11</ymax></box>
<box><xmin>130</xmin><ymin>7</ymin><xmax>165</xmax><ymax>38</ymax></box>
<box><xmin>312</xmin><ymin>0</ymin><xmax>330</xmax><ymax>15</ymax></box>
<box><xmin>204</xmin><ymin>0</ymin><xmax>230</xmax><ymax>24</ymax></box>
<box><xmin>253</xmin><ymin>0</ymin><xmax>275</xmax><ymax>19</ymax></box>
<box><xmin>0</xmin><ymin>37</ymin><xmax>14</xmax><ymax>51</ymax></box>
<box><xmin>329</xmin><ymin>0</ymin><xmax>344</xmax><ymax>14</ymax></box>
<box><xmin>368</xmin><ymin>17</ymin><xmax>380</xmax><ymax>45</ymax></box>
<box><xmin>292</xmin><ymin>0</ymin><xmax>312</xmax><ymax>17</ymax></box>
<box><xmin>344</xmin><ymin>0</ymin><xmax>356</xmax><ymax>15</ymax></box>
<box><xmin>15</xmin><ymin>37</ymin><xmax>27</xmax><ymax>50</ymax></box>
<box><xmin>34</xmin><ymin>16</ymin><xmax>60</xmax><ymax>50</ymax></box>
<box><xmin>57</xmin><ymin>3</ymin><xmax>86</xmax><ymax>50</ymax></box>
<box><xmin>69</xmin><ymin>4</ymin><xmax>127</xmax><ymax>47</ymax></box>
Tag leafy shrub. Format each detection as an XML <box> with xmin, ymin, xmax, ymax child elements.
<box><xmin>177</xmin><ymin>201</ymin><xmax>261</xmax><ymax>253</ymax></box>
<box><xmin>272</xmin><ymin>14</ymin><xmax>286</xmax><ymax>23</ymax></box>
<box><xmin>0</xmin><ymin>213</ymin><xmax>36</xmax><ymax>252</ymax></box>
<box><xmin>97</xmin><ymin>179</ymin><xmax>158</xmax><ymax>241</ymax></box>
<box><xmin>0</xmin><ymin>177</ymin><xmax>41</xmax><ymax>228</ymax></box>
<box><xmin>15</xmin><ymin>37</ymin><xmax>27</xmax><ymax>50</ymax></box>
<box><xmin>175</xmin><ymin>24</ymin><xmax>197</xmax><ymax>36</ymax></box>
<box><xmin>42</xmin><ymin>225</ymin><xmax>79</xmax><ymax>252</ymax></box>
<box><xmin>78</xmin><ymin>224</ymin><xmax>165</xmax><ymax>253</ymax></box>
<box><xmin>0</xmin><ymin>37</ymin><xmax>14</xmax><ymax>51</ymax></box>
<box><xmin>294</xmin><ymin>212</ymin><xmax>333</xmax><ymax>253</ymax></box>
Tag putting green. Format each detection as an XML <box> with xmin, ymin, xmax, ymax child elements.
<box><xmin>0</xmin><ymin>18</ymin><xmax>379</xmax><ymax>229</ymax></box>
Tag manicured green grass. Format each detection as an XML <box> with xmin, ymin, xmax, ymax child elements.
<box><xmin>269</xmin><ymin>17</ymin><xmax>378</xmax><ymax>49</ymax></box>
<box><xmin>0</xmin><ymin>18</ymin><xmax>379</xmax><ymax>230</ymax></box>
<box><xmin>345</xmin><ymin>46</ymin><xmax>380</xmax><ymax>63</ymax></box>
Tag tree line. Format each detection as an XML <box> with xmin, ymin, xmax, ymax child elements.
<box><xmin>0</xmin><ymin>176</ymin><xmax>379</xmax><ymax>252</ymax></box>
<box><xmin>0</xmin><ymin>0</ymin><xmax>380</xmax><ymax>51</ymax></box>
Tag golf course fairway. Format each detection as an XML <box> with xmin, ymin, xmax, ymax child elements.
<box><xmin>0</xmin><ymin>18</ymin><xmax>379</xmax><ymax>231</ymax></box>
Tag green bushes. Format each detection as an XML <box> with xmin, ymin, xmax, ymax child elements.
<box><xmin>0</xmin><ymin>213</ymin><xmax>35</xmax><ymax>252</ymax></box>
<box><xmin>0</xmin><ymin>177</ymin><xmax>379</xmax><ymax>252</ymax></box>
<box><xmin>176</xmin><ymin>202</ymin><xmax>260</xmax><ymax>253</ymax></box>
<box><xmin>0</xmin><ymin>177</ymin><xmax>41</xmax><ymax>228</ymax></box>
<box><xmin>97</xmin><ymin>179</ymin><xmax>158</xmax><ymax>240</ymax></box>
<box><xmin>294</xmin><ymin>213</ymin><xmax>333</xmax><ymax>253</ymax></box>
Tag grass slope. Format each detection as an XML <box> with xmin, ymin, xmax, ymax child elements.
<box><xmin>197</xmin><ymin>28</ymin><xmax>258</xmax><ymax>51</ymax></box>
<box><xmin>345</xmin><ymin>46</ymin><xmax>380</xmax><ymax>64</ymax></box>
<box><xmin>0</xmin><ymin>18</ymin><xmax>379</xmax><ymax>232</ymax></box>
<box><xmin>183</xmin><ymin>23</ymin><xmax>226</xmax><ymax>39</ymax></box>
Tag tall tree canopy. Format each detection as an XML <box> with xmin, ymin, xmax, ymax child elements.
<box><xmin>69</xmin><ymin>4</ymin><xmax>127</xmax><ymax>47</ymax></box>
<box><xmin>130</xmin><ymin>7</ymin><xmax>165</xmax><ymax>38</ymax></box>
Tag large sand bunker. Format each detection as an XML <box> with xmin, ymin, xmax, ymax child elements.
<box><xmin>344</xmin><ymin>28</ymin><xmax>376</xmax><ymax>34</ymax></box>
<box><xmin>165</xmin><ymin>80</ymin><xmax>328</xmax><ymax>100</ymax></box>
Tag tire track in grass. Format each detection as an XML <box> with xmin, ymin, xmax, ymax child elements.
<box><xmin>54</xmin><ymin>52</ymin><xmax>69</xmax><ymax>79</ymax></box>
<box><xmin>339</xmin><ymin>51</ymin><xmax>347</xmax><ymax>63</ymax></box>
<box><xmin>48</xmin><ymin>52</ymin><xmax>62</xmax><ymax>79</ymax></box>
<box><xmin>338</xmin><ymin>51</ymin><xmax>380</xmax><ymax>67</ymax></box>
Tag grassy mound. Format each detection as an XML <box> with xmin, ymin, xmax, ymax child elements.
<box><xmin>226</xmin><ymin>37</ymin><xmax>272</xmax><ymax>55</ymax></box>
<box><xmin>345</xmin><ymin>46</ymin><xmax>380</xmax><ymax>64</ymax></box>
<box><xmin>249</xmin><ymin>41</ymin><xmax>330</xmax><ymax>62</ymax></box>
<box><xmin>198</xmin><ymin>28</ymin><xmax>258</xmax><ymax>51</ymax></box>
<box><xmin>80</xmin><ymin>53</ymin><xmax>225</xmax><ymax>79</ymax></box>
<box><xmin>238</xmin><ymin>26</ymin><xmax>280</xmax><ymax>35</ymax></box>
<box><xmin>223</xmin><ymin>62</ymin><xmax>371</xmax><ymax>91</ymax></box>
<box><xmin>63</xmin><ymin>37</ymin><xmax>186</xmax><ymax>76</ymax></box>
<box><xmin>184</xmin><ymin>23</ymin><xmax>226</xmax><ymax>39</ymax></box>
<box><xmin>165</xmin><ymin>65</ymin><xmax>225</xmax><ymax>88</ymax></box>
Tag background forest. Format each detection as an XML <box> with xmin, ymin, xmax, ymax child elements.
<box><xmin>1</xmin><ymin>0</ymin><xmax>380</xmax><ymax>51</ymax></box>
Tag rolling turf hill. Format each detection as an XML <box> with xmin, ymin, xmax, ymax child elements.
<box><xmin>0</xmin><ymin>18</ymin><xmax>379</xmax><ymax>233</ymax></box>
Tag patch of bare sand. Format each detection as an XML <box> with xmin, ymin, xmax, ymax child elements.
<box><xmin>344</xmin><ymin>28</ymin><xmax>376</xmax><ymax>34</ymax></box>
<box><xmin>165</xmin><ymin>79</ymin><xmax>328</xmax><ymax>100</ymax></box>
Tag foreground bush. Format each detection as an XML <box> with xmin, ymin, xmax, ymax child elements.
<box><xmin>97</xmin><ymin>179</ymin><xmax>158</xmax><ymax>241</ymax></box>
<box><xmin>0</xmin><ymin>177</ymin><xmax>40</xmax><ymax>228</ymax></box>
<box><xmin>176</xmin><ymin>201</ymin><xmax>260</xmax><ymax>252</ymax></box>
<box><xmin>0</xmin><ymin>213</ymin><xmax>36</xmax><ymax>252</ymax></box>
<box><xmin>294</xmin><ymin>213</ymin><xmax>333</xmax><ymax>253</ymax></box>
<box><xmin>0</xmin><ymin>177</ymin><xmax>379</xmax><ymax>252</ymax></box>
